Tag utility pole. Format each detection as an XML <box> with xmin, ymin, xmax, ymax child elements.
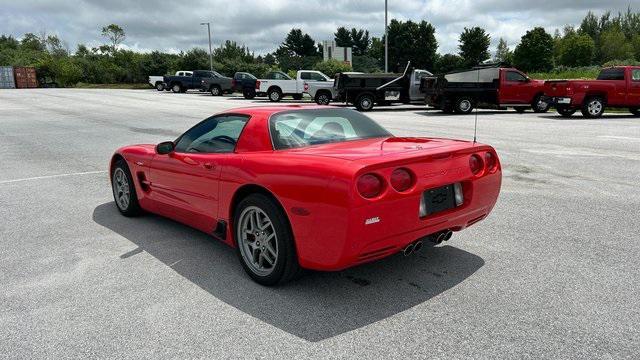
<box><xmin>200</xmin><ymin>22</ymin><xmax>213</xmax><ymax>71</ymax></box>
<box><xmin>384</xmin><ymin>0</ymin><xmax>388</xmax><ymax>72</ymax></box>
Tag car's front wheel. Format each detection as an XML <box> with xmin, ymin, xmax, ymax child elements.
<box><xmin>111</xmin><ymin>159</ymin><xmax>142</xmax><ymax>217</ymax></box>
<box><xmin>315</xmin><ymin>91</ymin><xmax>331</xmax><ymax>105</ymax></box>
<box><xmin>234</xmin><ymin>194</ymin><xmax>300</xmax><ymax>285</ymax></box>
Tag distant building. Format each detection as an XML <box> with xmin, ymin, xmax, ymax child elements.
<box><xmin>322</xmin><ymin>40</ymin><xmax>352</xmax><ymax>65</ymax></box>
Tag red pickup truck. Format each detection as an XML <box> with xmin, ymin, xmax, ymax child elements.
<box><xmin>543</xmin><ymin>66</ymin><xmax>640</xmax><ymax>118</ymax></box>
<box><xmin>421</xmin><ymin>66</ymin><xmax>550</xmax><ymax>114</ymax></box>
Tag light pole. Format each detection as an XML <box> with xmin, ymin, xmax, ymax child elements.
<box><xmin>384</xmin><ymin>0</ymin><xmax>388</xmax><ymax>72</ymax></box>
<box><xmin>200</xmin><ymin>22</ymin><xmax>213</xmax><ymax>71</ymax></box>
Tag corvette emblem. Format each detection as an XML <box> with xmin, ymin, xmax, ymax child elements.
<box><xmin>365</xmin><ymin>217</ymin><xmax>380</xmax><ymax>225</ymax></box>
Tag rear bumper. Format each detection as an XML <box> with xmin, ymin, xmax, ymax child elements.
<box><xmin>541</xmin><ymin>95</ymin><xmax>573</xmax><ymax>106</ymax></box>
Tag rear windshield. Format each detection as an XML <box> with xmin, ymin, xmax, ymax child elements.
<box><xmin>597</xmin><ymin>68</ymin><xmax>625</xmax><ymax>80</ymax></box>
<box><xmin>270</xmin><ymin>108</ymin><xmax>392</xmax><ymax>150</ymax></box>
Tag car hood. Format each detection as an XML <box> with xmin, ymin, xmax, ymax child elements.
<box><xmin>283</xmin><ymin>137</ymin><xmax>475</xmax><ymax>161</ymax></box>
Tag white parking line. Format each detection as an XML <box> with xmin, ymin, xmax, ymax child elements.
<box><xmin>0</xmin><ymin>170</ymin><xmax>108</xmax><ymax>184</ymax></box>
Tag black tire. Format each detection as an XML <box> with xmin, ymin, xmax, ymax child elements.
<box><xmin>315</xmin><ymin>91</ymin><xmax>331</xmax><ymax>105</ymax></box>
<box><xmin>292</xmin><ymin>94</ymin><xmax>303</xmax><ymax>101</ymax></box>
<box><xmin>454</xmin><ymin>97</ymin><xmax>474</xmax><ymax>114</ymax></box>
<box><xmin>234</xmin><ymin>194</ymin><xmax>301</xmax><ymax>286</ymax></box>
<box><xmin>111</xmin><ymin>159</ymin><xmax>142</xmax><ymax>217</ymax></box>
<box><xmin>514</xmin><ymin>107</ymin><xmax>527</xmax><ymax>113</ymax></box>
<box><xmin>557</xmin><ymin>106</ymin><xmax>576</xmax><ymax>117</ymax></box>
<box><xmin>155</xmin><ymin>82</ymin><xmax>165</xmax><ymax>91</ymax></box>
<box><xmin>268</xmin><ymin>87</ymin><xmax>282</xmax><ymax>102</ymax></box>
<box><xmin>355</xmin><ymin>93</ymin><xmax>375</xmax><ymax>111</ymax></box>
<box><xmin>630</xmin><ymin>108</ymin><xmax>640</xmax><ymax>116</ymax></box>
<box><xmin>243</xmin><ymin>88</ymin><xmax>256</xmax><ymax>99</ymax></box>
<box><xmin>532</xmin><ymin>95</ymin><xmax>550</xmax><ymax>113</ymax></box>
<box><xmin>581</xmin><ymin>96</ymin><xmax>605</xmax><ymax>118</ymax></box>
<box><xmin>171</xmin><ymin>83</ymin><xmax>182</xmax><ymax>93</ymax></box>
<box><xmin>210</xmin><ymin>85</ymin><xmax>222</xmax><ymax>96</ymax></box>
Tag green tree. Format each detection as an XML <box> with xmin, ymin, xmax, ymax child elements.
<box><xmin>178</xmin><ymin>48</ymin><xmax>210</xmax><ymax>70</ymax></box>
<box><xmin>458</xmin><ymin>26</ymin><xmax>491</xmax><ymax>66</ymax></box>
<box><xmin>558</xmin><ymin>34</ymin><xmax>595</xmax><ymax>66</ymax></box>
<box><xmin>578</xmin><ymin>11</ymin><xmax>600</xmax><ymax>39</ymax></box>
<box><xmin>350</xmin><ymin>28</ymin><xmax>370</xmax><ymax>56</ymax></box>
<box><xmin>101</xmin><ymin>24</ymin><xmax>125</xmax><ymax>51</ymax></box>
<box><xmin>313</xmin><ymin>59</ymin><xmax>352</xmax><ymax>77</ymax></box>
<box><xmin>334</xmin><ymin>27</ymin><xmax>352</xmax><ymax>47</ymax></box>
<box><xmin>513</xmin><ymin>27</ymin><xmax>554</xmax><ymax>72</ymax></box>
<box><xmin>20</xmin><ymin>33</ymin><xmax>45</xmax><ymax>51</ymax></box>
<box><xmin>263</xmin><ymin>53</ymin><xmax>276</xmax><ymax>66</ymax></box>
<box><xmin>494</xmin><ymin>38</ymin><xmax>512</xmax><ymax>64</ymax></box>
<box><xmin>632</xmin><ymin>34</ymin><xmax>640</xmax><ymax>61</ymax></box>
<box><xmin>387</xmin><ymin>19</ymin><xmax>438</xmax><ymax>72</ymax></box>
<box><xmin>280</xmin><ymin>28</ymin><xmax>318</xmax><ymax>57</ymax></box>
<box><xmin>435</xmin><ymin>53</ymin><xmax>465</xmax><ymax>74</ymax></box>
<box><xmin>599</xmin><ymin>27</ymin><xmax>634</xmax><ymax>62</ymax></box>
<box><xmin>213</xmin><ymin>40</ymin><xmax>255</xmax><ymax>63</ymax></box>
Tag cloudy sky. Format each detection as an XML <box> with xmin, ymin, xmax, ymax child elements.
<box><xmin>0</xmin><ymin>0</ymin><xmax>636</xmax><ymax>55</ymax></box>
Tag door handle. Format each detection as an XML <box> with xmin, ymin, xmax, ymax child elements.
<box><xmin>203</xmin><ymin>163</ymin><xmax>215</xmax><ymax>170</ymax></box>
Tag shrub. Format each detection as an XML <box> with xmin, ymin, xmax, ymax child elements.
<box><xmin>312</xmin><ymin>59</ymin><xmax>352</xmax><ymax>77</ymax></box>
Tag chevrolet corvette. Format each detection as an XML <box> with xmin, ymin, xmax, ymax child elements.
<box><xmin>110</xmin><ymin>106</ymin><xmax>501</xmax><ymax>285</ymax></box>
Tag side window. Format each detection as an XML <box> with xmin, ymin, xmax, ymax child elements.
<box><xmin>303</xmin><ymin>117</ymin><xmax>357</xmax><ymax>140</ymax></box>
<box><xmin>300</xmin><ymin>72</ymin><xmax>311</xmax><ymax>80</ymax></box>
<box><xmin>506</xmin><ymin>71</ymin><xmax>527</xmax><ymax>82</ymax></box>
<box><xmin>175</xmin><ymin>115</ymin><xmax>250</xmax><ymax>153</ymax></box>
<box><xmin>632</xmin><ymin>69</ymin><xmax>640</xmax><ymax>81</ymax></box>
<box><xmin>310</xmin><ymin>72</ymin><xmax>327</xmax><ymax>81</ymax></box>
<box><xmin>597</xmin><ymin>68</ymin><xmax>625</xmax><ymax>80</ymax></box>
<box><xmin>413</xmin><ymin>71</ymin><xmax>429</xmax><ymax>82</ymax></box>
<box><xmin>177</xmin><ymin>72</ymin><xmax>184</xmax><ymax>76</ymax></box>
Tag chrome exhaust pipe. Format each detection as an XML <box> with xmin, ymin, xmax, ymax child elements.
<box><xmin>413</xmin><ymin>240</ymin><xmax>423</xmax><ymax>253</ymax></box>
<box><xmin>443</xmin><ymin>230</ymin><xmax>453</xmax><ymax>241</ymax></box>
<box><xmin>403</xmin><ymin>243</ymin><xmax>415</xmax><ymax>256</ymax></box>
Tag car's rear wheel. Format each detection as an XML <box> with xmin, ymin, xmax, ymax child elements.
<box><xmin>557</xmin><ymin>106</ymin><xmax>576</xmax><ymax>117</ymax></box>
<box><xmin>581</xmin><ymin>96</ymin><xmax>605</xmax><ymax>118</ymax></box>
<box><xmin>243</xmin><ymin>88</ymin><xmax>256</xmax><ymax>99</ymax></box>
<box><xmin>234</xmin><ymin>194</ymin><xmax>300</xmax><ymax>285</ymax></box>
<box><xmin>111</xmin><ymin>159</ymin><xmax>141</xmax><ymax>217</ymax></box>
<box><xmin>210</xmin><ymin>85</ymin><xmax>222</xmax><ymax>96</ymax></box>
<box><xmin>268</xmin><ymin>88</ymin><xmax>282</xmax><ymax>102</ymax></box>
<box><xmin>629</xmin><ymin>108</ymin><xmax>640</xmax><ymax>116</ymax></box>
<box><xmin>155</xmin><ymin>82</ymin><xmax>165</xmax><ymax>91</ymax></box>
<box><xmin>455</xmin><ymin>97</ymin><xmax>474</xmax><ymax>114</ymax></box>
<box><xmin>355</xmin><ymin>93</ymin><xmax>375</xmax><ymax>111</ymax></box>
<box><xmin>315</xmin><ymin>91</ymin><xmax>331</xmax><ymax>105</ymax></box>
<box><xmin>171</xmin><ymin>84</ymin><xmax>182</xmax><ymax>93</ymax></box>
<box><xmin>532</xmin><ymin>95</ymin><xmax>550</xmax><ymax>113</ymax></box>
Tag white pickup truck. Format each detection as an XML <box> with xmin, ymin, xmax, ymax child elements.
<box><xmin>256</xmin><ymin>70</ymin><xmax>331</xmax><ymax>102</ymax></box>
<box><xmin>148</xmin><ymin>71</ymin><xmax>192</xmax><ymax>91</ymax></box>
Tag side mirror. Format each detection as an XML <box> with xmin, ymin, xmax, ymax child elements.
<box><xmin>156</xmin><ymin>141</ymin><xmax>175</xmax><ymax>155</ymax></box>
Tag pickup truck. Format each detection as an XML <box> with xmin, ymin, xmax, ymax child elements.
<box><xmin>164</xmin><ymin>70</ymin><xmax>226</xmax><ymax>93</ymax></box>
<box><xmin>422</xmin><ymin>65</ymin><xmax>549</xmax><ymax>114</ymax></box>
<box><xmin>148</xmin><ymin>71</ymin><xmax>192</xmax><ymax>91</ymax></box>
<box><xmin>543</xmin><ymin>66</ymin><xmax>640</xmax><ymax>118</ymax></box>
<box><xmin>306</xmin><ymin>72</ymin><xmax>362</xmax><ymax>105</ymax></box>
<box><xmin>232</xmin><ymin>72</ymin><xmax>259</xmax><ymax>99</ymax></box>
<box><xmin>256</xmin><ymin>70</ymin><xmax>331</xmax><ymax>102</ymax></box>
<box><xmin>333</xmin><ymin>64</ymin><xmax>432</xmax><ymax>111</ymax></box>
<box><xmin>199</xmin><ymin>71</ymin><xmax>234</xmax><ymax>96</ymax></box>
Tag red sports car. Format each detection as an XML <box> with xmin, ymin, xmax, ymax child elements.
<box><xmin>110</xmin><ymin>106</ymin><xmax>501</xmax><ymax>285</ymax></box>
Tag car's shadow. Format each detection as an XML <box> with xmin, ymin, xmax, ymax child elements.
<box><xmin>93</xmin><ymin>202</ymin><xmax>484</xmax><ymax>342</ymax></box>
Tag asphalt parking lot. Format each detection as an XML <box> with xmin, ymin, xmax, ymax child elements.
<box><xmin>1</xmin><ymin>89</ymin><xmax>639</xmax><ymax>359</ymax></box>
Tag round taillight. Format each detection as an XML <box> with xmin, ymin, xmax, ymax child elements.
<box><xmin>469</xmin><ymin>154</ymin><xmax>484</xmax><ymax>175</ymax></box>
<box><xmin>485</xmin><ymin>152</ymin><xmax>497</xmax><ymax>172</ymax></box>
<box><xmin>357</xmin><ymin>173</ymin><xmax>383</xmax><ymax>198</ymax></box>
<box><xmin>390</xmin><ymin>168</ymin><xmax>414</xmax><ymax>192</ymax></box>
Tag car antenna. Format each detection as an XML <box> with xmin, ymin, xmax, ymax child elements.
<box><xmin>473</xmin><ymin>67</ymin><xmax>479</xmax><ymax>145</ymax></box>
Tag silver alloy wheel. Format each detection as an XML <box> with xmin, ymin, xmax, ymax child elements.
<box><xmin>112</xmin><ymin>168</ymin><xmax>130</xmax><ymax>211</ymax></box>
<box><xmin>360</xmin><ymin>97</ymin><xmax>372</xmax><ymax>109</ymax></box>
<box><xmin>459</xmin><ymin>99</ymin><xmax>472</xmax><ymax>112</ymax></box>
<box><xmin>536</xmin><ymin>99</ymin><xmax>548</xmax><ymax>111</ymax></box>
<box><xmin>237</xmin><ymin>206</ymin><xmax>278</xmax><ymax>276</ymax></box>
<box><xmin>588</xmin><ymin>100</ymin><xmax>603</xmax><ymax>116</ymax></box>
<box><xmin>155</xmin><ymin>83</ymin><xmax>164</xmax><ymax>91</ymax></box>
<box><xmin>318</xmin><ymin>94</ymin><xmax>329</xmax><ymax>105</ymax></box>
<box><xmin>172</xmin><ymin>84</ymin><xmax>181</xmax><ymax>92</ymax></box>
<box><xmin>269</xmin><ymin>91</ymin><xmax>280</xmax><ymax>101</ymax></box>
<box><xmin>211</xmin><ymin>86</ymin><xmax>220</xmax><ymax>96</ymax></box>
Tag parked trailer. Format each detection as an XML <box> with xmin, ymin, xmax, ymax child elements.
<box><xmin>0</xmin><ymin>66</ymin><xmax>16</xmax><ymax>89</ymax></box>
<box><xmin>14</xmin><ymin>67</ymin><xmax>38</xmax><ymax>88</ymax></box>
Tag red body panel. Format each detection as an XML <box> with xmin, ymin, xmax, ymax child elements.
<box><xmin>112</xmin><ymin>105</ymin><xmax>502</xmax><ymax>271</ymax></box>
<box><xmin>543</xmin><ymin>66</ymin><xmax>640</xmax><ymax>108</ymax></box>
<box><xmin>497</xmin><ymin>68</ymin><xmax>545</xmax><ymax>105</ymax></box>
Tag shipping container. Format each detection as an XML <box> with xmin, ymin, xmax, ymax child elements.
<box><xmin>14</xmin><ymin>66</ymin><xmax>38</xmax><ymax>88</ymax></box>
<box><xmin>0</xmin><ymin>66</ymin><xmax>16</xmax><ymax>89</ymax></box>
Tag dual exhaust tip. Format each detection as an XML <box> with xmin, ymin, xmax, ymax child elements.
<box><xmin>403</xmin><ymin>230</ymin><xmax>453</xmax><ymax>256</ymax></box>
